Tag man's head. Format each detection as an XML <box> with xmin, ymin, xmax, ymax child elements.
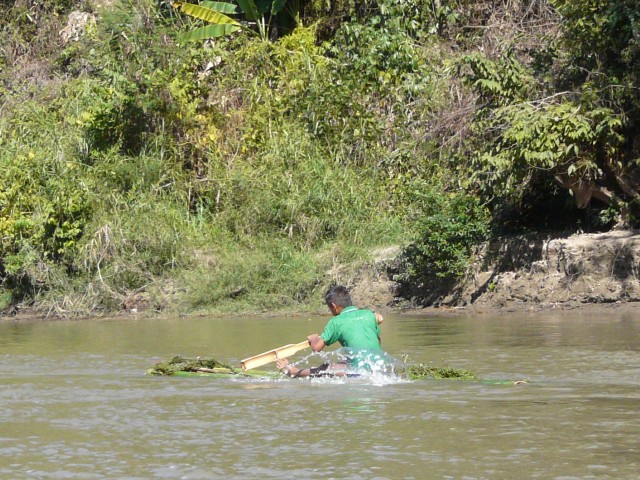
<box><xmin>324</xmin><ymin>285</ymin><xmax>352</xmax><ymax>315</ymax></box>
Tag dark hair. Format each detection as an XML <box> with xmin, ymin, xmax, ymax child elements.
<box><xmin>324</xmin><ymin>285</ymin><xmax>352</xmax><ymax>308</ymax></box>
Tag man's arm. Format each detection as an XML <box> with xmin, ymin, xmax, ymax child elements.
<box><xmin>307</xmin><ymin>334</ymin><xmax>326</xmax><ymax>352</ymax></box>
<box><xmin>374</xmin><ymin>312</ymin><xmax>382</xmax><ymax>346</ymax></box>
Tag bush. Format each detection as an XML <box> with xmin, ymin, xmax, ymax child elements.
<box><xmin>398</xmin><ymin>190</ymin><xmax>490</xmax><ymax>303</ymax></box>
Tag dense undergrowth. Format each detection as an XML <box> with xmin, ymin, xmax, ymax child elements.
<box><xmin>1</xmin><ymin>0</ymin><xmax>639</xmax><ymax>316</ymax></box>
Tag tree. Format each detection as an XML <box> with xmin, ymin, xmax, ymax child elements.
<box><xmin>550</xmin><ymin>0</ymin><xmax>640</xmax><ymax>222</ymax></box>
<box><xmin>461</xmin><ymin>1</ymin><xmax>640</xmax><ymax>226</ymax></box>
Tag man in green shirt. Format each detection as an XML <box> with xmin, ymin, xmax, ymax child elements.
<box><xmin>277</xmin><ymin>285</ymin><xmax>383</xmax><ymax>378</ymax></box>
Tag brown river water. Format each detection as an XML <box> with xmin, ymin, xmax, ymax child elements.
<box><xmin>1</xmin><ymin>310</ymin><xmax>639</xmax><ymax>479</ymax></box>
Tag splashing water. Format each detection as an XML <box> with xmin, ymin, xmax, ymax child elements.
<box><xmin>285</xmin><ymin>348</ymin><xmax>409</xmax><ymax>385</ymax></box>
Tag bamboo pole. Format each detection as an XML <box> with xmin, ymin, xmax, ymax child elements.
<box><xmin>240</xmin><ymin>341</ymin><xmax>310</xmax><ymax>370</ymax></box>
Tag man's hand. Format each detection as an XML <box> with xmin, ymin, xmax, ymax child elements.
<box><xmin>307</xmin><ymin>334</ymin><xmax>326</xmax><ymax>352</ymax></box>
<box><xmin>375</xmin><ymin>312</ymin><xmax>384</xmax><ymax>324</ymax></box>
<box><xmin>276</xmin><ymin>358</ymin><xmax>290</xmax><ymax>371</ymax></box>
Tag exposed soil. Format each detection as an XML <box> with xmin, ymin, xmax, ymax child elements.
<box><xmin>350</xmin><ymin>230</ymin><xmax>640</xmax><ymax>316</ymax></box>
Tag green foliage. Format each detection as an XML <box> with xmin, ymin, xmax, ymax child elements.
<box><xmin>64</xmin><ymin>77</ymin><xmax>146</xmax><ymax>154</ymax></box>
<box><xmin>477</xmin><ymin>101</ymin><xmax>623</xmax><ymax>196</ymax></box>
<box><xmin>459</xmin><ymin>51</ymin><xmax>533</xmax><ymax>107</ymax></box>
<box><xmin>328</xmin><ymin>22</ymin><xmax>419</xmax><ymax>86</ymax></box>
<box><xmin>303</xmin><ymin>0</ymin><xmax>463</xmax><ymax>40</ymax></box>
<box><xmin>0</xmin><ymin>101</ymin><xmax>92</xmax><ymax>266</ymax></box>
<box><xmin>0</xmin><ymin>290</ymin><xmax>12</xmax><ymax>311</ymax></box>
<box><xmin>457</xmin><ymin>12</ymin><xmax>636</xmax><ymax>219</ymax></box>
<box><xmin>1</xmin><ymin>0</ymin><xmax>415</xmax><ymax>314</ymax></box>
<box><xmin>401</xmin><ymin>190</ymin><xmax>490</xmax><ymax>285</ymax></box>
<box><xmin>552</xmin><ymin>0</ymin><xmax>640</xmax><ymax>78</ymax></box>
<box><xmin>290</xmin><ymin>14</ymin><xmax>447</xmax><ymax>170</ymax></box>
<box><xmin>374</xmin><ymin>0</ymin><xmax>462</xmax><ymax>38</ymax></box>
<box><xmin>5</xmin><ymin>0</ymin><xmax>640</xmax><ymax>316</ymax></box>
<box><xmin>173</xmin><ymin>0</ymin><xmax>298</xmax><ymax>41</ymax></box>
<box><xmin>172</xmin><ymin>1</ymin><xmax>242</xmax><ymax>41</ymax></box>
<box><xmin>0</xmin><ymin>0</ymin><xmax>203</xmax><ymax>311</ymax></box>
<box><xmin>147</xmin><ymin>356</ymin><xmax>271</xmax><ymax>376</ymax></box>
<box><xmin>322</xmin><ymin>0</ymin><xmax>451</xmax><ymax>91</ymax></box>
<box><xmin>181</xmin><ymin>238</ymin><xmax>325</xmax><ymax>312</ymax></box>
<box><xmin>550</xmin><ymin>0</ymin><xmax>640</xmax><ymax>136</ymax></box>
<box><xmin>0</xmin><ymin>0</ymin><xmax>76</xmax><ymax>45</ymax></box>
<box><xmin>147</xmin><ymin>355</ymin><xmax>236</xmax><ymax>375</ymax></box>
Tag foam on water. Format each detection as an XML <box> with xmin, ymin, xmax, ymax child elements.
<box><xmin>280</xmin><ymin>347</ymin><xmax>409</xmax><ymax>385</ymax></box>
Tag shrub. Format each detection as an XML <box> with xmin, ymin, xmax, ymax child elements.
<box><xmin>399</xmin><ymin>190</ymin><xmax>490</xmax><ymax>300</ymax></box>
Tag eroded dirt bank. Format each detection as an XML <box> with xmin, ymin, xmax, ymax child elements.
<box><xmin>351</xmin><ymin>230</ymin><xmax>640</xmax><ymax>314</ymax></box>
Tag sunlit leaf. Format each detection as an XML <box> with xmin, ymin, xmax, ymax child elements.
<box><xmin>173</xmin><ymin>2</ymin><xmax>240</xmax><ymax>25</ymax></box>
<box><xmin>178</xmin><ymin>23</ymin><xmax>241</xmax><ymax>42</ymax></box>
<box><xmin>201</xmin><ymin>1</ymin><xmax>240</xmax><ymax>14</ymax></box>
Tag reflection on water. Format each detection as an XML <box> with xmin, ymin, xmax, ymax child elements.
<box><xmin>1</xmin><ymin>312</ymin><xmax>639</xmax><ymax>479</ymax></box>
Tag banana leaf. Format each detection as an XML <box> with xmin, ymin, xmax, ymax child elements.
<box><xmin>201</xmin><ymin>1</ymin><xmax>240</xmax><ymax>14</ymax></box>
<box><xmin>173</xmin><ymin>2</ymin><xmax>241</xmax><ymax>25</ymax></box>
<box><xmin>179</xmin><ymin>23</ymin><xmax>241</xmax><ymax>42</ymax></box>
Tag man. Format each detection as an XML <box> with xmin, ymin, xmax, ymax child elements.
<box><xmin>277</xmin><ymin>285</ymin><xmax>383</xmax><ymax>378</ymax></box>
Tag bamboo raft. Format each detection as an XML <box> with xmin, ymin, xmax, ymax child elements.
<box><xmin>147</xmin><ymin>356</ymin><xmax>525</xmax><ymax>384</ymax></box>
<box><xmin>146</xmin><ymin>356</ymin><xmax>274</xmax><ymax>378</ymax></box>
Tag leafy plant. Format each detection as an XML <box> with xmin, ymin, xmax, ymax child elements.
<box><xmin>172</xmin><ymin>1</ymin><xmax>242</xmax><ymax>41</ymax></box>
<box><xmin>459</xmin><ymin>51</ymin><xmax>533</xmax><ymax>108</ymax></box>
<box><xmin>399</xmin><ymin>190</ymin><xmax>490</xmax><ymax>299</ymax></box>
<box><xmin>478</xmin><ymin>101</ymin><xmax>623</xmax><ymax>200</ymax></box>
<box><xmin>148</xmin><ymin>355</ymin><xmax>235</xmax><ymax>375</ymax></box>
<box><xmin>173</xmin><ymin>0</ymin><xmax>298</xmax><ymax>41</ymax></box>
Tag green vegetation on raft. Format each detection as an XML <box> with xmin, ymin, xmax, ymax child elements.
<box><xmin>147</xmin><ymin>355</ymin><xmax>237</xmax><ymax>375</ymax></box>
<box><xmin>406</xmin><ymin>363</ymin><xmax>478</xmax><ymax>381</ymax></box>
<box><xmin>147</xmin><ymin>355</ymin><xmax>274</xmax><ymax>378</ymax></box>
<box><xmin>148</xmin><ymin>356</ymin><xmax>482</xmax><ymax>382</ymax></box>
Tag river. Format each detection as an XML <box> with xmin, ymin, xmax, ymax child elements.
<box><xmin>1</xmin><ymin>310</ymin><xmax>639</xmax><ymax>479</ymax></box>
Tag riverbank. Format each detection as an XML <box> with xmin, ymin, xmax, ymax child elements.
<box><xmin>349</xmin><ymin>229</ymin><xmax>640</xmax><ymax>316</ymax></box>
<box><xmin>3</xmin><ymin>230</ymin><xmax>639</xmax><ymax>322</ymax></box>
<box><xmin>4</xmin><ymin>1</ymin><xmax>640</xmax><ymax>322</ymax></box>
<box><xmin>3</xmin><ymin>297</ymin><xmax>638</xmax><ymax>324</ymax></box>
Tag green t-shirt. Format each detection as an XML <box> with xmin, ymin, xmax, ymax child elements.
<box><xmin>320</xmin><ymin>306</ymin><xmax>381</xmax><ymax>350</ymax></box>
